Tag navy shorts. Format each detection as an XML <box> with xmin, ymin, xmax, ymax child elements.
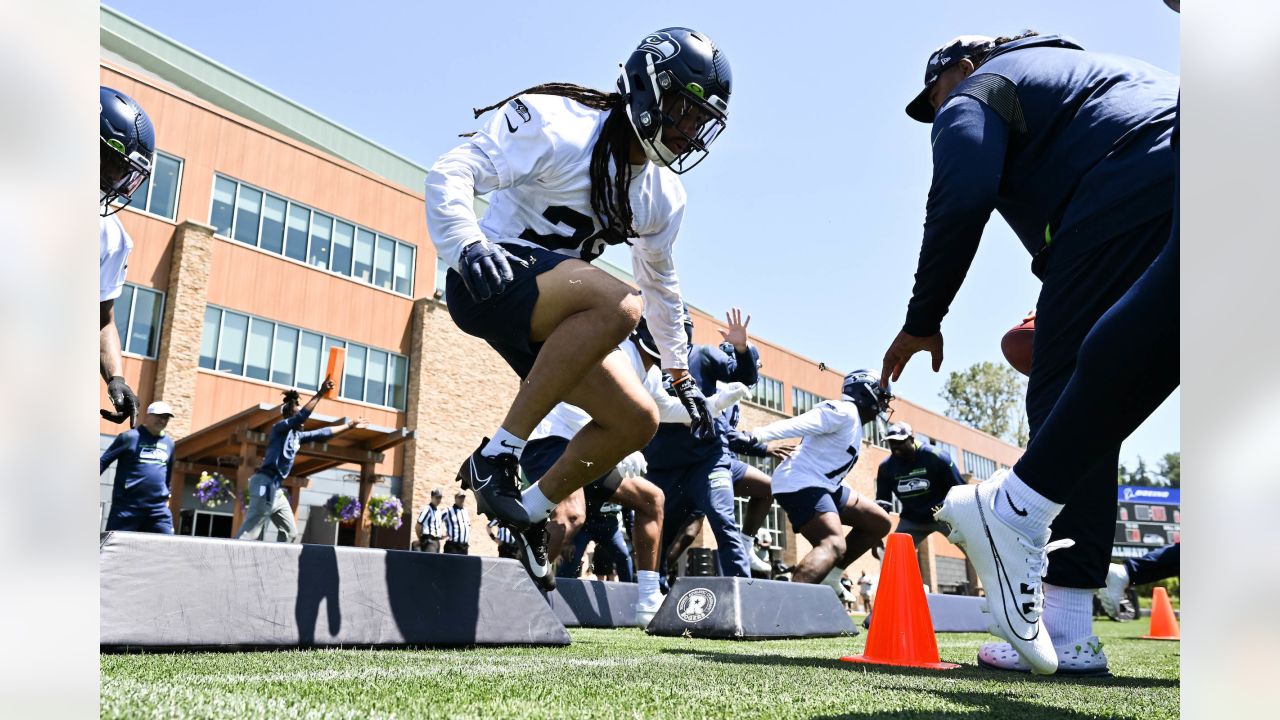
<box><xmin>445</xmin><ymin>243</ymin><xmax>578</xmax><ymax>379</ymax></box>
<box><xmin>520</xmin><ymin>436</ymin><xmax>622</xmax><ymax>507</ymax></box>
<box><xmin>773</xmin><ymin>484</ymin><xmax>852</xmax><ymax>532</ymax></box>
<box><xmin>728</xmin><ymin>457</ymin><xmax>750</xmax><ymax>486</ymax></box>
<box><xmin>105</xmin><ymin>506</ymin><xmax>174</xmax><ymax>534</ymax></box>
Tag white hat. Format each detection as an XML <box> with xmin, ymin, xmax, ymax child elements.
<box><xmin>884</xmin><ymin>422</ymin><xmax>913</xmax><ymax>442</ymax></box>
<box><xmin>146</xmin><ymin>401</ymin><xmax>175</xmax><ymax>416</ymax></box>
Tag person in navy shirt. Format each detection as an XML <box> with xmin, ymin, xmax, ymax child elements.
<box><xmin>238</xmin><ymin>381</ymin><xmax>367</xmax><ymax>542</ymax></box>
<box><xmin>100</xmin><ymin>401</ymin><xmax>177</xmax><ymax>533</ymax></box>
<box><xmin>874</xmin><ymin>422</ymin><xmax>965</xmax><ymax>548</ymax></box>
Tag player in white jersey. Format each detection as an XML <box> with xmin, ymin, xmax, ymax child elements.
<box><xmin>99</xmin><ymin>86</ymin><xmax>156</xmax><ymax>427</ymax></box>
<box><xmin>736</xmin><ymin>370</ymin><xmax>894</xmax><ymax>585</ymax></box>
<box><xmin>424</xmin><ymin>29</ymin><xmax>733</xmax><ymax>564</ymax></box>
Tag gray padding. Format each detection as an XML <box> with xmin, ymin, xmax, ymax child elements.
<box><xmin>647</xmin><ymin>577</ymin><xmax>857</xmax><ymax>640</ymax></box>
<box><xmin>542</xmin><ymin>579</ymin><xmax>638</xmax><ymax>628</ymax></box>
<box><xmin>99</xmin><ymin>532</ymin><xmax>570</xmax><ymax>649</ymax></box>
<box><xmin>957</xmin><ymin>73</ymin><xmax>1028</xmax><ymax>135</ymax></box>
<box><xmin>925</xmin><ymin>592</ymin><xmax>990</xmax><ymax>632</ymax></box>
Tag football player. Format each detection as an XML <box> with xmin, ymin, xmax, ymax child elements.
<box><xmin>100</xmin><ymin>86</ymin><xmax>156</xmax><ymax>427</ymax></box>
<box><xmin>424</xmin><ymin>28</ymin><xmax>732</xmax><ymax>560</ymax></box>
<box><xmin>734</xmin><ymin>370</ymin><xmax>894</xmax><ymax>586</ymax></box>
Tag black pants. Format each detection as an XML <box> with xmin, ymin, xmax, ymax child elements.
<box><xmin>443</xmin><ymin>541</ymin><xmax>469</xmax><ymax>555</ymax></box>
<box><xmin>419</xmin><ymin>536</ymin><xmax>441</xmax><ymax>553</ymax></box>
<box><xmin>1125</xmin><ymin>543</ymin><xmax>1179</xmax><ymax>586</ymax></box>
<box><xmin>497</xmin><ymin>542</ymin><xmax>518</xmax><ymax>559</ymax></box>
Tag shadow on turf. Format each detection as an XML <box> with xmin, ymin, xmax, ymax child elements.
<box><xmin>807</xmin><ymin>688</ymin><xmax>1155</xmax><ymax>720</ymax></box>
<box><xmin>658</xmin><ymin>648</ymin><xmax>1177</xmax><ymax>691</ymax></box>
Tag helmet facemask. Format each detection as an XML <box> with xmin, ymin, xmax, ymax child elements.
<box><xmin>637</xmin><ymin>78</ymin><xmax>727</xmax><ymax>174</ymax></box>
<box><xmin>100</xmin><ymin>137</ymin><xmax>153</xmax><ymax>213</ymax></box>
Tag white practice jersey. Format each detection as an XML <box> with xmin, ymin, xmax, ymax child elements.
<box><xmin>425</xmin><ymin>94</ymin><xmax>691</xmax><ymax>370</ymax></box>
<box><xmin>751</xmin><ymin>399</ymin><xmax>865</xmax><ymax>495</ymax></box>
<box><xmin>99</xmin><ymin>214</ymin><xmax>132</xmax><ymax>302</ymax></box>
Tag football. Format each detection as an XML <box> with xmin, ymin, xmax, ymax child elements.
<box><xmin>1001</xmin><ymin>318</ymin><xmax>1035</xmax><ymax>376</ymax></box>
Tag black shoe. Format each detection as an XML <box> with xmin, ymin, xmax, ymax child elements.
<box><xmin>513</xmin><ymin>520</ymin><xmax>555</xmax><ymax>591</ymax></box>
<box><xmin>457</xmin><ymin>439</ymin><xmax>531</xmax><ymax>531</ymax></box>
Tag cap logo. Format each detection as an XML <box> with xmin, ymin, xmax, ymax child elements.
<box><xmin>639</xmin><ymin>31</ymin><xmax>681</xmax><ymax>62</ymax></box>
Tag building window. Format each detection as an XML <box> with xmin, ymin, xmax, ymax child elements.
<box><xmin>434</xmin><ymin>258</ymin><xmax>450</xmax><ymax>301</ymax></box>
<box><xmin>209</xmin><ymin>173</ymin><xmax>416</xmax><ymax>297</ymax></box>
<box><xmin>749</xmin><ymin>375</ymin><xmax>784</xmax><ymax>412</ymax></box>
<box><xmin>962</xmin><ymin>450</ymin><xmax>997</xmax><ymax>481</ymax></box>
<box><xmin>177</xmin><ymin>509</ymin><xmax>233</xmax><ymax>538</ymax></box>
<box><xmin>931</xmin><ymin>439</ymin><xmax>959</xmax><ymax>461</ymax></box>
<box><xmin>198</xmin><ymin>304</ymin><xmax>409</xmax><ymax>410</ymax></box>
<box><xmin>112</xmin><ymin>283</ymin><xmax>165</xmax><ymax>358</ymax></box>
<box><xmin>863</xmin><ymin>418</ymin><xmax>886</xmax><ymax>448</ymax></box>
<box><xmin>792</xmin><ymin>387</ymin><xmax>825</xmax><ymax>416</ymax></box>
<box><xmin>125</xmin><ymin>151</ymin><xmax>183</xmax><ymax>220</ymax></box>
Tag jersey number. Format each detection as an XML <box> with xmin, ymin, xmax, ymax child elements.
<box><xmin>825</xmin><ymin>445</ymin><xmax>860</xmax><ymax>480</ymax></box>
<box><xmin>519</xmin><ymin>206</ymin><xmax>626</xmax><ymax>260</ymax></box>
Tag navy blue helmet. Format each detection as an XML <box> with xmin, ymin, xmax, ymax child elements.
<box><xmin>633</xmin><ymin>306</ymin><xmax>694</xmax><ymax>360</ymax></box>
<box><xmin>618</xmin><ymin>27</ymin><xmax>731</xmax><ymax>174</ymax></box>
<box><xmin>842</xmin><ymin>369</ymin><xmax>893</xmax><ymax>420</ymax></box>
<box><xmin>100</xmin><ymin>86</ymin><xmax>155</xmax><ymax>213</ymax></box>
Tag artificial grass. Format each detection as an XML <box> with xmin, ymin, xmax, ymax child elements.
<box><xmin>101</xmin><ymin>617</ymin><xmax>1179</xmax><ymax>719</ymax></box>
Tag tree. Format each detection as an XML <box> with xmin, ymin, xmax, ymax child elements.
<box><xmin>1158</xmin><ymin>451</ymin><xmax>1180</xmax><ymax>488</ymax></box>
<box><xmin>939</xmin><ymin>361</ymin><xmax>1029</xmax><ymax>447</ymax></box>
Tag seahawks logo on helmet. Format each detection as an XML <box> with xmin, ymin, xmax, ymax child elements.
<box><xmin>638</xmin><ymin>32</ymin><xmax>681</xmax><ymax>61</ymax></box>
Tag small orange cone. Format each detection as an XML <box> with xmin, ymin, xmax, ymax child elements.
<box><xmin>840</xmin><ymin>532</ymin><xmax>959</xmax><ymax>670</ymax></box>
<box><xmin>1142</xmin><ymin>586</ymin><xmax>1180</xmax><ymax>640</ymax></box>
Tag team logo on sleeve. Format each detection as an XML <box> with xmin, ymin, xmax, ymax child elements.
<box><xmin>509</xmin><ymin>98</ymin><xmax>531</xmax><ymax>122</ymax></box>
<box><xmin>676</xmin><ymin>587</ymin><xmax>717</xmax><ymax>622</ymax></box>
<box><xmin>639</xmin><ymin>32</ymin><xmax>681</xmax><ymax>61</ymax></box>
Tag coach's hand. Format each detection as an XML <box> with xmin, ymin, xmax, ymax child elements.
<box><xmin>672</xmin><ymin>374</ymin><xmax>714</xmax><ymax>441</ymax></box>
<box><xmin>104</xmin><ymin>375</ymin><xmax>139</xmax><ymax>427</ymax></box>
<box><xmin>880</xmin><ymin>330</ymin><xmax>944</xmax><ymax>384</ymax></box>
<box><xmin>458</xmin><ymin>240</ymin><xmax>526</xmax><ymax>301</ymax></box>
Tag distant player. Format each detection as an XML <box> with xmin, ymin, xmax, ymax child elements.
<box><xmin>736</xmin><ymin>370</ymin><xmax>893</xmax><ymax>585</ymax></box>
<box><xmin>1097</xmin><ymin>543</ymin><xmax>1179</xmax><ymax>620</ymax></box>
<box><xmin>424</xmin><ymin>29</ymin><xmax>732</xmax><ymax>578</ymax></box>
<box><xmin>100</xmin><ymin>86</ymin><xmax>156</xmax><ymax>427</ymax></box>
<box><xmin>874</xmin><ymin>421</ymin><xmax>965</xmax><ymax>548</ymax></box>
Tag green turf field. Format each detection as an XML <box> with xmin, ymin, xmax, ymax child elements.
<box><xmin>101</xmin><ymin>617</ymin><xmax>1179</xmax><ymax>719</ymax></box>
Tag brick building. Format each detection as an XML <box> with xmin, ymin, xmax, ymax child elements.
<box><xmin>97</xmin><ymin>7</ymin><xmax>1022</xmax><ymax>590</ymax></box>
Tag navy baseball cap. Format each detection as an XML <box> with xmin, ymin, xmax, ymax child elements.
<box><xmin>905</xmin><ymin>35</ymin><xmax>995</xmax><ymax>123</ymax></box>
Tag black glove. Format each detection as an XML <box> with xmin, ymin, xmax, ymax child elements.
<box><xmin>876</xmin><ymin>499</ymin><xmax>894</xmax><ymax>514</ymax></box>
<box><xmin>726</xmin><ymin>430</ymin><xmax>763</xmax><ymax>455</ymax></box>
<box><xmin>458</xmin><ymin>240</ymin><xmax>526</xmax><ymax>301</ymax></box>
<box><xmin>672</xmin><ymin>374</ymin><xmax>714</xmax><ymax>441</ymax></box>
<box><xmin>104</xmin><ymin>375</ymin><xmax>139</xmax><ymax>427</ymax></box>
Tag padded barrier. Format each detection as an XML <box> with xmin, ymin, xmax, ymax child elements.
<box><xmin>99</xmin><ymin>532</ymin><xmax>570</xmax><ymax>649</ymax></box>
<box><xmin>542</xmin><ymin>578</ymin><xmax>638</xmax><ymax>628</ymax></box>
<box><xmin>925</xmin><ymin>592</ymin><xmax>990</xmax><ymax>632</ymax></box>
<box><xmin>647</xmin><ymin>577</ymin><xmax>857</xmax><ymax>640</ymax></box>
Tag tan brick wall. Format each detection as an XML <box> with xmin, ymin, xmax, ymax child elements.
<box><xmin>152</xmin><ymin>220</ymin><xmax>214</xmax><ymax>438</ymax></box>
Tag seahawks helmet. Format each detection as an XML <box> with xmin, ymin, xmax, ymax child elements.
<box><xmin>618</xmin><ymin>27</ymin><xmax>731</xmax><ymax>174</ymax></box>
<box><xmin>100</xmin><ymin>86</ymin><xmax>156</xmax><ymax>214</ymax></box>
<box><xmin>633</xmin><ymin>305</ymin><xmax>694</xmax><ymax>360</ymax></box>
<box><xmin>842</xmin><ymin>369</ymin><xmax>893</xmax><ymax>420</ymax></box>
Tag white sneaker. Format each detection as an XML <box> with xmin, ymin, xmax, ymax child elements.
<box><xmin>820</xmin><ymin>565</ymin><xmax>845</xmax><ymax>598</ymax></box>
<box><xmin>977</xmin><ymin>635</ymin><xmax>1111</xmax><ymax>677</ymax></box>
<box><xmin>744</xmin><ymin>534</ymin><xmax>772</xmax><ymax>574</ymax></box>
<box><xmin>636</xmin><ymin>591</ymin><xmax>664</xmax><ymax>630</ymax></box>
<box><xmin>934</xmin><ymin>478</ymin><xmax>1074</xmax><ymax>675</ymax></box>
<box><xmin>1096</xmin><ymin>563</ymin><xmax>1130</xmax><ymax>621</ymax></box>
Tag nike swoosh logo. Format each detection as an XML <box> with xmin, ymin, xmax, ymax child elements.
<box><xmin>499</xmin><ymin>440</ymin><xmax>522</xmax><ymax>452</ymax></box>
<box><xmin>1004</xmin><ymin>490</ymin><xmax>1028</xmax><ymax>517</ymax></box>
<box><xmin>975</xmin><ymin>486</ymin><xmax>1040</xmax><ymax>640</ymax></box>
<box><xmin>474</xmin><ymin>473</ymin><xmax>493</xmax><ymax>490</ymax></box>
<box><xmin>505</xmin><ymin>114</ymin><xmax>518</xmax><ymax>133</ymax></box>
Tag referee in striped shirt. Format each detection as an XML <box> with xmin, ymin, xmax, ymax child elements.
<box><xmin>442</xmin><ymin>490</ymin><xmax>471</xmax><ymax>555</ymax></box>
<box><xmin>415</xmin><ymin>487</ymin><xmax>445</xmax><ymax>552</ymax></box>
<box><xmin>488</xmin><ymin>519</ymin><xmax>518</xmax><ymax>559</ymax></box>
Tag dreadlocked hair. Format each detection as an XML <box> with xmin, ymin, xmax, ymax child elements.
<box><xmin>973</xmin><ymin>30</ymin><xmax>1040</xmax><ymax>65</ymax></box>
<box><xmin>282</xmin><ymin>389</ymin><xmax>301</xmax><ymax>405</ymax></box>
<box><xmin>465</xmin><ymin>83</ymin><xmax>638</xmax><ymax>239</ymax></box>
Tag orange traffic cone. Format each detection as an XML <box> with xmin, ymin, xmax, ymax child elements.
<box><xmin>1142</xmin><ymin>586</ymin><xmax>1180</xmax><ymax>640</ymax></box>
<box><xmin>840</xmin><ymin>532</ymin><xmax>959</xmax><ymax>670</ymax></box>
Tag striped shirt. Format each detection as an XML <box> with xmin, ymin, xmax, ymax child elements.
<box><xmin>416</xmin><ymin>504</ymin><xmax>444</xmax><ymax>537</ymax></box>
<box><xmin>488</xmin><ymin>519</ymin><xmax>515</xmax><ymax>545</ymax></box>
<box><xmin>442</xmin><ymin>505</ymin><xmax>470</xmax><ymax>545</ymax></box>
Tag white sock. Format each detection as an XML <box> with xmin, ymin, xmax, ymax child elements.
<box><xmin>993</xmin><ymin>470</ymin><xmax>1064</xmax><ymax>541</ymax></box>
<box><xmin>483</xmin><ymin>428</ymin><xmax>526</xmax><ymax>459</ymax></box>
<box><xmin>521</xmin><ymin>482</ymin><xmax>556</xmax><ymax>522</ymax></box>
<box><xmin>1042</xmin><ymin>583</ymin><xmax>1095</xmax><ymax>643</ymax></box>
<box><xmin>637</xmin><ymin>570</ymin><xmax>660</xmax><ymax>601</ymax></box>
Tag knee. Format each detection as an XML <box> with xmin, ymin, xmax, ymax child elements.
<box><xmin>866</xmin><ymin>508</ymin><xmax>893</xmax><ymax>540</ymax></box>
<box><xmin>598</xmin><ymin>291</ymin><xmax>644</xmax><ymax>344</ymax></box>
<box><xmin>619</xmin><ymin>397</ymin><xmax>659</xmax><ymax>447</ymax></box>
<box><xmin>642</xmin><ymin>486</ymin><xmax>665</xmax><ymax>521</ymax></box>
<box><xmin>822</xmin><ymin>535</ymin><xmax>848</xmax><ymax>559</ymax></box>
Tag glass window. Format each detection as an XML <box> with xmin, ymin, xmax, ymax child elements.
<box><xmin>113</xmin><ymin>284</ymin><xmax>133</xmax><ymax>350</ymax></box>
<box><xmin>308</xmin><ymin>213</ymin><xmax>332</xmax><ymax>270</ymax></box>
<box><xmin>374</xmin><ymin>237</ymin><xmax>395</xmax><ymax>289</ymax></box>
<box><xmin>750</xmin><ymin>376</ymin><xmax>784</xmax><ymax>412</ymax></box>
<box><xmin>343</xmin><ymin>345</ymin><xmax>366</xmax><ymax>402</ymax></box>
<box><xmin>353</xmin><ymin>229</ymin><xmax>375</xmax><ymax>282</ymax></box>
<box><xmin>216</xmin><ymin>311</ymin><xmax>248</xmax><ymax>374</ymax></box>
<box><xmin>393</xmin><ymin>243</ymin><xmax>414</xmax><ymax>295</ymax></box>
<box><xmin>366</xmin><ymin>349</ymin><xmax>388</xmax><ymax>405</ymax></box>
<box><xmin>232</xmin><ymin>185</ymin><xmax>262</xmax><ymax>246</ymax></box>
<box><xmin>210</xmin><ymin>176</ymin><xmax>236</xmax><ymax>236</ymax></box>
<box><xmin>147</xmin><ymin>153</ymin><xmax>181</xmax><ymax>219</ymax></box>
<box><xmin>284</xmin><ymin>204</ymin><xmax>310</xmax><ymax>262</ymax></box>
<box><xmin>260</xmin><ymin>195</ymin><xmax>286</xmax><ymax>254</ymax></box>
<box><xmin>962</xmin><ymin>450</ymin><xmax>997</xmax><ymax>481</ymax></box>
<box><xmin>127</xmin><ymin>287</ymin><xmax>162</xmax><ymax>356</ymax></box>
<box><xmin>199</xmin><ymin>306</ymin><xmax>221</xmax><ymax>370</ymax></box>
<box><xmin>270</xmin><ymin>325</ymin><xmax>298</xmax><ymax>386</ymax></box>
<box><xmin>296</xmin><ymin>331</ymin><xmax>323</xmax><ymax>391</ymax></box>
<box><xmin>792</xmin><ymin>388</ymin><xmax>825</xmax><ymax>416</ymax></box>
<box><xmin>331</xmin><ymin>221</ymin><xmax>354</xmax><ymax>277</ymax></box>
<box><xmin>388</xmin><ymin>354</ymin><xmax>408</xmax><ymax>410</ymax></box>
<box><xmin>245</xmin><ymin>318</ymin><xmax>274</xmax><ymax>381</ymax></box>
<box><xmin>435</xmin><ymin>258</ymin><xmax>449</xmax><ymax>300</ymax></box>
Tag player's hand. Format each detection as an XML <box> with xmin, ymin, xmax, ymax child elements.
<box><xmin>105</xmin><ymin>375</ymin><xmax>139</xmax><ymax>427</ymax></box>
<box><xmin>458</xmin><ymin>240</ymin><xmax>527</xmax><ymax>301</ymax></box>
<box><xmin>672</xmin><ymin>375</ymin><xmax>714</xmax><ymax>440</ymax></box>
<box><xmin>718</xmin><ymin>307</ymin><xmax>751</xmax><ymax>351</ymax></box>
<box><xmin>348</xmin><ymin>418</ymin><xmax>369</xmax><ymax>430</ymax></box>
<box><xmin>1022</xmin><ymin>309</ymin><xmax>1036</xmax><ymax>323</ymax></box>
<box><xmin>320</xmin><ymin>377</ymin><xmax>336</xmax><ymax>395</ymax></box>
<box><xmin>880</xmin><ymin>330</ymin><xmax>944</xmax><ymax>384</ymax></box>
<box><xmin>768</xmin><ymin>442</ymin><xmax>797</xmax><ymax>461</ymax></box>
<box><xmin>617</xmin><ymin>451</ymin><xmax>648</xmax><ymax>479</ymax></box>
<box><xmin>876</xmin><ymin>499</ymin><xmax>894</xmax><ymax>514</ymax></box>
<box><xmin>718</xmin><ymin>381</ymin><xmax>752</xmax><ymax>409</ymax></box>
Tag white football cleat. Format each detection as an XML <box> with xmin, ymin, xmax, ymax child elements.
<box><xmin>1096</xmin><ymin>563</ymin><xmax>1131</xmax><ymax>621</ymax></box>
<box><xmin>635</xmin><ymin>592</ymin><xmax>664</xmax><ymax>630</ymax></box>
<box><xmin>977</xmin><ymin>635</ymin><xmax>1111</xmax><ymax>677</ymax></box>
<box><xmin>934</xmin><ymin>477</ymin><xmax>1074</xmax><ymax>675</ymax></box>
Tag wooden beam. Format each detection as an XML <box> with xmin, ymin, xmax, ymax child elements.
<box><xmin>365</xmin><ymin>427</ymin><xmax>416</xmax><ymax>453</ymax></box>
<box><xmin>300</xmin><ymin>443</ymin><xmax>385</xmax><ymax>465</ymax></box>
<box><xmin>231</xmin><ymin>434</ymin><xmax>256</xmax><ymax>537</ymax></box>
<box><xmin>354</xmin><ymin>461</ymin><xmax>377</xmax><ymax>548</ymax></box>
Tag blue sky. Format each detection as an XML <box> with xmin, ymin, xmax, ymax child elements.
<box><xmin>104</xmin><ymin>1</ymin><xmax>1180</xmax><ymax>468</ymax></box>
